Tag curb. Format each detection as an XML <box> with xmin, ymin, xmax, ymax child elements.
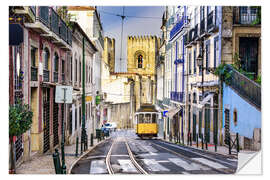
<box><xmin>159</xmin><ymin>138</ymin><xmax>238</xmax><ymax>159</ymax></box>
<box><xmin>68</xmin><ymin>137</ymin><xmax>112</xmax><ymax>174</ymax></box>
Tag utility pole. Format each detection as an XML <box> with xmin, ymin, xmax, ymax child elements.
<box><xmin>81</xmin><ymin>37</ymin><xmax>86</xmax><ymax>153</ymax></box>
<box><xmin>61</xmin><ymin>87</ymin><xmax>67</xmax><ymax>173</ymax></box>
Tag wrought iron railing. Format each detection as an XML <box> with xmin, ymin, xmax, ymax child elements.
<box><xmin>38</xmin><ymin>6</ymin><xmax>50</xmax><ymax>28</ymax></box>
<box><xmin>59</xmin><ymin>18</ymin><xmax>67</xmax><ymax>42</ymax></box>
<box><xmin>54</xmin><ymin>72</ymin><xmax>58</xmax><ymax>83</ymax></box>
<box><xmin>226</xmin><ymin>65</ymin><xmax>261</xmax><ymax>109</ymax></box>
<box><xmin>67</xmin><ymin>28</ymin><xmax>72</xmax><ymax>46</ymax></box>
<box><xmin>43</xmin><ymin>69</ymin><xmax>50</xmax><ymax>82</ymax></box>
<box><xmin>50</xmin><ymin>8</ymin><xmax>59</xmax><ymax>35</ymax></box>
<box><xmin>170</xmin><ymin>91</ymin><xmax>185</xmax><ymax>103</ymax></box>
<box><xmin>170</xmin><ymin>16</ymin><xmax>185</xmax><ymax>40</ymax></box>
<box><xmin>200</xmin><ymin>18</ymin><xmax>206</xmax><ymax>35</ymax></box>
<box><xmin>233</xmin><ymin>7</ymin><xmax>259</xmax><ymax>25</ymax></box>
<box><xmin>31</xmin><ymin>66</ymin><xmax>38</xmax><ymax>81</ymax></box>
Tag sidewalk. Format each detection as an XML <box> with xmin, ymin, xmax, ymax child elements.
<box><xmin>16</xmin><ymin>138</ymin><xmax>101</xmax><ymax>174</ymax></box>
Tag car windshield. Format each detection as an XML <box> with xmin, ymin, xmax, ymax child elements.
<box><xmin>105</xmin><ymin>123</ymin><xmax>111</xmax><ymax>127</ymax></box>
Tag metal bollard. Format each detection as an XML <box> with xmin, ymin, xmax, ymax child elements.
<box><xmin>91</xmin><ymin>133</ymin><xmax>93</xmax><ymax>147</ymax></box>
<box><xmin>196</xmin><ymin>134</ymin><xmax>199</xmax><ymax>148</ymax></box>
<box><xmin>205</xmin><ymin>134</ymin><xmax>208</xmax><ymax>150</ymax></box>
<box><xmin>190</xmin><ymin>134</ymin><xmax>192</xmax><ymax>146</ymax></box>
<box><xmin>62</xmin><ymin>164</ymin><xmax>66</xmax><ymax>174</ymax></box>
<box><xmin>215</xmin><ymin>137</ymin><xmax>217</xmax><ymax>152</ymax></box>
<box><xmin>228</xmin><ymin>135</ymin><xmax>231</xmax><ymax>155</ymax></box>
<box><xmin>52</xmin><ymin>149</ymin><xmax>62</xmax><ymax>174</ymax></box>
<box><xmin>75</xmin><ymin>137</ymin><xmax>78</xmax><ymax>157</ymax></box>
<box><xmin>201</xmin><ymin>135</ymin><xmax>204</xmax><ymax>150</ymax></box>
<box><xmin>236</xmin><ymin>133</ymin><xmax>240</xmax><ymax>153</ymax></box>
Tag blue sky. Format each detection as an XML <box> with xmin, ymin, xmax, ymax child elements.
<box><xmin>97</xmin><ymin>6</ymin><xmax>165</xmax><ymax>72</ymax></box>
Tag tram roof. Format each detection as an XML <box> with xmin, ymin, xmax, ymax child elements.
<box><xmin>136</xmin><ymin>104</ymin><xmax>158</xmax><ymax>113</ymax></box>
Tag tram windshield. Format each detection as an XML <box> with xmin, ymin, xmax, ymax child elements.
<box><xmin>137</xmin><ymin>113</ymin><xmax>157</xmax><ymax>123</ymax></box>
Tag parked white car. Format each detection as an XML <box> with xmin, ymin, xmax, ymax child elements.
<box><xmin>104</xmin><ymin>122</ymin><xmax>117</xmax><ymax>131</ymax></box>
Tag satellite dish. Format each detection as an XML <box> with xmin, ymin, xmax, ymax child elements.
<box><xmin>16</xmin><ymin>52</ymin><xmax>20</xmax><ymax>76</ymax></box>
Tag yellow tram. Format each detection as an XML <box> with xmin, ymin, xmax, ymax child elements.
<box><xmin>135</xmin><ymin>104</ymin><xmax>159</xmax><ymax>138</ymax></box>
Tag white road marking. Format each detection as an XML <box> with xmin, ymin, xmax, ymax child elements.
<box><xmin>143</xmin><ymin>159</ymin><xmax>170</xmax><ymax>172</ymax></box>
<box><xmin>90</xmin><ymin>160</ymin><xmax>108</xmax><ymax>174</ymax></box>
<box><xmin>193</xmin><ymin>158</ymin><xmax>228</xmax><ymax>169</ymax></box>
<box><xmin>160</xmin><ymin>141</ymin><xmax>237</xmax><ymax>167</ymax></box>
<box><xmin>118</xmin><ymin>159</ymin><xmax>138</xmax><ymax>172</ymax></box>
<box><xmin>168</xmin><ymin>158</ymin><xmax>210</xmax><ymax>171</ymax></box>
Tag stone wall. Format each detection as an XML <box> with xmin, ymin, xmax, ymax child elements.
<box><xmin>109</xmin><ymin>103</ymin><xmax>131</xmax><ymax>129</ymax></box>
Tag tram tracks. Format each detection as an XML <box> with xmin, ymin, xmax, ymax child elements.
<box><xmin>105</xmin><ymin>137</ymin><xmax>148</xmax><ymax>174</ymax></box>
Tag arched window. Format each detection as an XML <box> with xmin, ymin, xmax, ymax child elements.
<box><xmin>44</xmin><ymin>48</ymin><xmax>50</xmax><ymax>70</ymax></box>
<box><xmin>138</xmin><ymin>54</ymin><xmax>143</xmax><ymax>68</ymax></box>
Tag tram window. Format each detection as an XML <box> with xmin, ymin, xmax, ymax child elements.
<box><xmin>152</xmin><ymin>114</ymin><xmax>156</xmax><ymax>123</ymax></box>
<box><xmin>139</xmin><ymin>114</ymin><xmax>144</xmax><ymax>123</ymax></box>
<box><xmin>145</xmin><ymin>114</ymin><xmax>151</xmax><ymax>123</ymax></box>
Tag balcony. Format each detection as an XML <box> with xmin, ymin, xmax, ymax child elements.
<box><xmin>50</xmin><ymin>8</ymin><xmax>59</xmax><ymax>35</ymax></box>
<box><xmin>24</xmin><ymin>7</ymin><xmax>71</xmax><ymax>50</ymax></box>
<box><xmin>37</xmin><ymin>6</ymin><xmax>50</xmax><ymax>28</ymax></box>
<box><xmin>170</xmin><ymin>91</ymin><xmax>185</xmax><ymax>103</ymax></box>
<box><xmin>54</xmin><ymin>72</ymin><xmax>58</xmax><ymax>83</ymax></box>
<box><xmin>233</xmin><ymin>7</ymin><xmax>260</xmax><ymax>25</ymax></box>
<box><xmin>59</xmin><ymin>18</ymin><xmax>67</xmax><ymax>42</ymax></box>
<box><xmin>170</xmin><ymin>16</ymin><xmax>185</xmax><ymax>40</ymax></box>
<box><xmin>43</xmin><ymin>69</ymin><xmax>50</xmax><ymax>82</ymax></box>
<box><xmin>13</xmin><ymin>6</ymin><xmax>36</xmax><ymax>23</ymax></box>
<box><xmin>31</xmin><ymin>66</ymin><xmax>38</xmax><ymax>81</ymax></box>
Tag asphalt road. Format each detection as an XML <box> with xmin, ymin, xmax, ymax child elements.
<box><xmin>70</xmin><ymin>129</ymin><xmax>238</xmax><ymax>174</ymax></box>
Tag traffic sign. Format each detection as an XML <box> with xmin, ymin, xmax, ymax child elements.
<box><xmin>55</xmin><ymin>85</ymin><xmax>73</xmax><ymax>104</ymax></box>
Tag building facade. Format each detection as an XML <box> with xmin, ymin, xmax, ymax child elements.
<box><xmin>9</xmin><ymin>6</ymin><xmax>72</xmax><ymax>166</ymax></box>
<box><xmin>68</xmin><ymin>6</ymin><xmax>104</xmax><ymax>133</ymax></box>
<box><xmin>68</xmin><ymin>21</ymin><xmax>97</xmax><ymax>144</ymax></box>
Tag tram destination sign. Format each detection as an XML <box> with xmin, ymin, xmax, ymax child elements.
<box><xmin>55</xmin><ymin>85</ymin><xmax>73</xmax><ymax>104</ymax></box>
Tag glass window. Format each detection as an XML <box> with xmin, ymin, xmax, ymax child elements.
<box><xmin>145</xmin><ymin>114</ymin><xmax>151</xmax><ymax>123</ymax></box>
<box><xmin>44</xmin><ymin>48</ymin><xmax>49</xmax><ymax>70</ymax></box>
<box><xmin>54</xmin><ymin>53</ymin><xmax>59</xmax><ymax>72</ymax></box>
<box><xmin>31</xmin><ymin>47</ymin><xmax>37</xmax><ymax>67</ymax></box>
<box><xmin>138</xmin><ymin>55</ymin><xmax>143</xmax><ymax>68</ymax></box>
<box><xmin>139</xmin><ymin>114</ymin><xmax>144</xmax><ymax>123</ymax></box>
<box><xmin>152</xmin><ymin>114</ymin><xmax>156</xmax><ymax>123</ymax></box>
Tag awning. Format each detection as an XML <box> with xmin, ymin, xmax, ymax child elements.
<box><xmin>167</xmin><ymin>107</ymin><xmax>182</xmax><ymax>119</ymax></box>
<box><xmin>198</xmin><ymin>93</ymin><xmax>214</xmax><ymax>109</ymax></box>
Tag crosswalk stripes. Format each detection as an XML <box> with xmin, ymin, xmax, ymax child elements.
<box><xmin>193</xmin><ymin>158</ymin><xmax>228</xmax><ymax>169</ymax></box>
<box><xmin>89</xmin><ymin>160</ymin><xmax>108</xmax><ymax>174</ymax></box>
<box><xmin>118</xmin><ymin>159</ymin><xmax>138</xmax><ymax>172</ymax></box>
<box><xmin>142</xmin><ymin>159</ymin><xmax>170</xmax><ymax>172</ymax></box>
<box><xmin>168</xmin><ymin>158</ymin><xmax>211</xmax><ymax>171</ymax></box>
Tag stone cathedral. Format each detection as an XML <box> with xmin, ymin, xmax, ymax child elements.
<box><xmin>126</xmin><ymin>35</ymin><xmax>160</xmax><ymax>111</ymax></box>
